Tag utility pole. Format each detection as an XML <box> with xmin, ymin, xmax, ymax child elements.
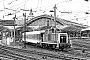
<box><xmin>13</xmin><ymin>14</ymin><xmax>16</xmax><ymax>46</ymax></box>
<box><xmin>23</xmin><ymin>13</ymin><xmax>26</xmax><ymax>48</ymax></box>
<box><xmin>54</xmin><ymin>4</ymin><xmax>57</xmax><ymax>41</ymax></box>
<box><xmin>50</xmin><ymin>4</ymin><xmax>57</xmax><ymax>41</ymax></box>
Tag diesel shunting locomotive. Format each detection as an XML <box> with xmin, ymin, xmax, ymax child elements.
<box><xmin>22</xmin><ymin>30</ymin><xmax>71</xmax><ymax>50</ymax></box>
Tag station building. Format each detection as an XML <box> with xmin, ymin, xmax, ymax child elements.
<box><xmin>16</xmin><ymin>14</ymin><xmax>88</xmax><ymax>40</ymax></box>
<box><xmin>0</xmin><ymin>14</ymin><xmax>88</xmax><ymax>45</ymax></box>
<box><xmin>0</xmin><ymin>20</ymin><xmax>20</xmax><ymax>45</ymax></box>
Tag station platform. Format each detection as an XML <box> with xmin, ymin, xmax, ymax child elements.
<box><xmin>0</xmin><ymin>40</ymin><xmax>23</xmax><ymax>49</ymax></box>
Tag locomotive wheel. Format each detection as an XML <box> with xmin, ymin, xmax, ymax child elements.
<box><xmin>53</xmin><ymin>45</ymin><xmax>56</xmax><ymax>49</ymax></box>
<box><xmin>55</xmin><ymin>47</ymin><xmax>59</xmax><ymax>52</ymax></box>
<box><xmin>45</xmin><ymin>44</ymin><xmax>48</xmax><ymax>48</ymax></box>
<box><xmin>36</xmin><ymin>43</ymin><xmax>40</xmax><ymax>47</ymax></box>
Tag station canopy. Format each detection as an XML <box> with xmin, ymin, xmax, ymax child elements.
<box><xmin>81</xmin><ymin>27</ymin><xmax>90</xmax><ymax>31</ymax></box>
<box><xmin>25</xmin><ymin>14</ymin><xmax>88</xmax><ymax>33</ymax></box>
<box><xmin>35</xmin><ymin>25</ymin><xmax>82</xmax><ymax>33</ymax></box>
<box><xmin>61</xmin><ymin>25</ymin><xmax>82</xmax><ymax>32</ymax></box>
<box><xmin>0</xmin><ymin>15</ymin><xmax>87</xmax><ymax>33</ymax></box>
<box><xmin>0</xmin><ymin>26</ymin><xmax>10</xmax><ymax>32</ymax></box>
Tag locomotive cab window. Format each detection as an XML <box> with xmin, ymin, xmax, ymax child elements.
<box><xmin>60</xmin><ymin>36</ymin><xmax>66</xmax><ymax>43</ymax></box>
<box><xmin>59</xmin><ymin>34</ymin><xmax>67</xmax><ymax>43</ymax></box>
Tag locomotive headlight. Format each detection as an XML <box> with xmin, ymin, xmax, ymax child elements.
<box><xmin>61</xmin><ymin>37</ymin><xmax>63</xmax><ymax>39</ymax></box>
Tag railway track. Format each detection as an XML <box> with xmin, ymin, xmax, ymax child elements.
<box><xmin>0</xmin><ymin>50</ymin><xmax>40</xmax><ymax>60</ymax></box>
<box><xmin>0</xmin><ymin>54</ymin><xmax>14</xmax><ymax>60</ymax></box>
<box><xmin>0</xmin><ymin>45</ymin><xmax>87</xmax><ymax>60</ymax></box>
<box><xmin>0</xmin><ymin>45</ymin><xmax>40</xmax><ymax>60</ymax></box>
<box><xmin>0</xmin><ymin>45</ymin><xmax>68</xmax><ymax>60</ymax></box>
<box><xmin>26</xmin><ymin>44</ymin><xmax>90</xmax><ymax>59</ymax></box>
<box><xmin>72</xmin><ymin>38</ymin><xmax>90</xmax><ymax>52</ymax></box>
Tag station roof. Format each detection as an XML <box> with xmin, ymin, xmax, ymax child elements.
<box><xmin>0</xmin><ymin>26</ymin><xmax>10</xmax><ymax>32</ymax></box>
<box><xmin>26</xmin><ymin>14</ymin><xmax>88</xmax><ymax>32</ymax></box>
<box><xmin>61</xmin><ymin>26</ymin><xmax>82</xmax><ymax>32</ymax></box>
<box><xmin>37</xmin><ymin>25</ymin><xmax>82</xmax><ymax>33</ymax></box>
<box><xmin>16</xmin><ymin>26</ymin><xmax>33</xmax><ymax>32</ymax></box>
<box><xmin>81</xmin><ymin>27</ymin><xmax>90</xmax><ymax>31</ymax></box>
<box><xmin>26</xmin><ymin>14</ymin><xmax>88</xmax><ymax>28</ymax></box>
<box><xmin>0</xmin><ymin>20</ymin><xmax>15</xmax><ymax>26</ymax></box>
<box><xmin>0</xmin><ymin>14</ymin><xmax>88</xmax><ymax>33</ymax></box>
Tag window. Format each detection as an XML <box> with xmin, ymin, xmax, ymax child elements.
<box><xmin>60</xmin><ymin>36</ymin><xmax>66</xmax><ymax>43</ymax></box>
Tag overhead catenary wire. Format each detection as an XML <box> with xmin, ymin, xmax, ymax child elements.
<box><xmin>0</xmin><ymin>0</ymin><xmax>81</xmax><ymax>14</ymax></box>
<box><xmin>36</xmin><ymin>0</ymin><xmax>39</xmax><ymax>11</ymax></box>
<box><xmin>1</xmin><ymin>0</ymin><xmax>89</xmax><ymax>13</ymax></box>
<box><xmin>56</xmin><ymin>6</ymin><xmax>90</xmax><ymax>21</ymax></box>
<box><xmin>31</xmin><ymin>0</ymin><xmax>85</xmax><ymax>16</ymax></box>
<box><xmin>3</xmin><ymin>0</ymin><xmax>5</xmax><ymax>19</ymax></box>
<box><xmin>3</xmin><ymin>0</ymin><xmax>31</xmax><ymax>16</ymax></box>
<box><xmin>0</xmin><ymin>0</ymin><xmax>90</xmax><ymax>23</ymax></box>
<box><xmin>56</xmin><ymin>0</ymin><xmax>72</xmax><ymax>5</ymax></box>
<box><xmin>56</xmin><ymin>0</ymin><xmax>82</xmax><ymax>8</ymax></box>
<box><xmin>40</xmin><ymin>0</ymin><xmax>42</xmax><ymax>10</ymax></box>
<box><xmin>8</xmin><ymin>0</ymin><xmax>18</xmax><ymax>5</ymax></box>
<box><xmin>24</xmin><ymin>0</ymin><xmax>26</xmax><ymax>9</ymax></box>
<box><xmin>1</xmin><ymin>0</ymin><xmax>30</xmax><ymax>17</ymax></box>
<box><xmin>0</xmin><ymin>0</ymin><xmax>70</xmax><ymax>18</ymax></box>
<box><xmin>5</xmin><ymin>0</ymin><xmax>30</xmax><ymax>10</ymax></box>
<box><xmin>8</xmin><ymin>1</ymin><xmax>27</xmax><ymax>9</ymax></box>
<box><xmin>57</xmin><ymin>9</ymin><xmax>90</xmax><ymax>16</ymax></box>
<box><xmin>0</xmin><ymin>0</ymin><xmax>27</xmax><ymax>12</ymax></box>
<box><xmin>29</xmin><ymin>0</ymin><xmax>72</xmax><ymax>12</ymax></box>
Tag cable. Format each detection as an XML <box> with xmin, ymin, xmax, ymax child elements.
<box><xmin>1</xmin><ymin>0</ymin><xmax>76</xmax><ymax>14</ymax></box>
<box><xmin>40</xmin><ymin>0</ymin><xmax>42</xmax><ymax>10</ymax></box>
<box><xmin>8</xmin><ymin>0</ymin><xmax>18</xmax><ymax>5</ymax></box>
<box><xmin>30</xmin><ymin>0</ymin><xmax>69</xmax><ymax>11</ymax></box>
<box><xmin>26</xmin><ymin>0</ymin><xmax>73</xmax><ymax>14</ymax></box>
<box><xmin>28</xmin><ymin>0</ymin><xmax>89</xmax><ymax>17</ymax></box>
<box><xmin>36</xmin><ymin>0</ymin><xmax>39</xmax><ymax>11</ymax></box>
<box><xmin>0</xmin><ymin>0</ymin><xmax>30</xmax><ymax>16</ymax></box>
<box><xmin>5</xmin><ymin>10</ymin><xmax>24</xmax><ymax>16</ymax></box>
<box><xmin>13</xmin><ymin>5</ymin><xmax>24</xmax><ymax>10</ymax></box>
<box><xmin>56</xmin><ymin>0</ymin><xmax>72</xmax><ymax>5</ymax></box>
<box><xmin>9</xmin><ymin>1</ymin><xmax>26</xmax><ymax>9</ymax></box>
<box><xmin>0</xmin><ymin>1</ymin><xmax>25</xmax><ymax>12</ymax></box>
<box><xmin>56</xmin><ymin>0</ymin><xmax>82</xmax><ymax>8</ymax></box>
<box><xmin>24</xmin><ymin>0</ymin><xmax>26</xmax><ymax>9</ymax></box>
<box><xmin>1</xmin><ymin>0</ymin><xmax>89</xmax><ymax>21</ymax></box>
<box><xmin>70</xmin><ymin>15</ymin><xmax>90</xmax><ymax>21</ymax></box>
<box><xmin>57</xmin><ymin>7</ymin><xmax>90</xmax><ymax>19</ymax></box>
<box><xmin>3</xmin><ymin>0</ymin><xmax>5</xmax><ymax>19</ymax></box>
<box><xmin>7</xmin><ymin>0</ymin><xmax>29</xmax><ymax>9</ymax></box>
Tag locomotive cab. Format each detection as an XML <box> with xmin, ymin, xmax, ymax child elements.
<box><xmin>42</xmin><ymin>33</ymin><xmax>71</xmax><ymax>49</ymax></box>
<box><xmin>57</xmin><ymin>33</ymin><xmax>71</xmax><ymax>49</ymax></box>
<box><xmin>22</xmin><ymin>30</ymin><xmax>71</xmax><ymax>50</ymax></box>
<box><xmin>58</xmin><ymin>33</ymin><xmax>68</xmax><ymax>43</ymax></box>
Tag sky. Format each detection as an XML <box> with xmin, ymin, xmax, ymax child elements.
<box><xmin>0</xmin><ymin>0</ymin><xmax>90</xmax><ymax>26</ymax></box>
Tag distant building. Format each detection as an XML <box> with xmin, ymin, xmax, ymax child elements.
<box><xmin>0</xmin><ymin>20</ymin><xmax>20</xmax><ymax>45</ymax></box>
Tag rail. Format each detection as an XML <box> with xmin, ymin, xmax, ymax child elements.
<box><xmin>0</xmin><ymin>44</ymin><xmax>87</xmax><ymax>60</ymax></box>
